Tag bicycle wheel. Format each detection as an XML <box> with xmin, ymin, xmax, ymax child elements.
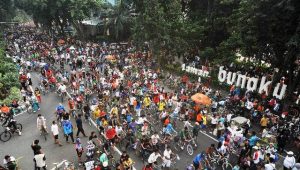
<box><xmin>209</xmin><ymin>161</ymin><xmax>218</xmax><ymax>170</ymax></box>
<box><xmin>0</xmin><ymin>131</ymin><xmax>12</xmax><ymax>142</ymax></box>
<box><xmin>222</xmin><ymin>162</ymin><xmax>233</xmax><ymax>170</ymax></box>
<box><xmin>16</xmin><ymin>123</ymin><xmax>23</xmax><ymax>131</ymax></box>
<box><xmin>187</xmin><ymin>144</ymin><xmax>193</xmax><ymax>155</ymax></box>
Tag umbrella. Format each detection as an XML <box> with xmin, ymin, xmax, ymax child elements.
<box><xmin>105</xmin><ymin>128</ymin><xmax>116</xmax><ymax>140</ymax></box>
<box><xmin>191</xmin><ymin>93</ymin><xmax>212</xmax><ymax>106</ymax></box>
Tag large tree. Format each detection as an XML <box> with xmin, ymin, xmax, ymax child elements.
<box><xmin>16</xmin><ymin>0</ymin><xmax>103</xmax><ymax>38</ymax></box>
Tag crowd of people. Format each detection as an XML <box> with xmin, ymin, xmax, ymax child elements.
<box><xmin>0</xmin><ymin>25</ymin><xmax>300</xmax><ymax>170</ymax></box>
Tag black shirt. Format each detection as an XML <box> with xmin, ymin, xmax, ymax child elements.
<box><xmin>31</xmin><ymin>144</ymin><xmax>41</xmax><ymax>155</ymax></box>
<box><xmin>76</xmin><ymin>117</ymin><xmax>83</xmax><ymax>128</ymax></box>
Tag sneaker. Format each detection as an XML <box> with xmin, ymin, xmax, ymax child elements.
<box><xmin>18</xmin><ymin>131</ymin><xmax>22</xmax><ymax>136</ymax></box>
<box><xmin>180</xmin><ymin>146</ymin><xmax>184</xmax><ymax>150</ymax></box>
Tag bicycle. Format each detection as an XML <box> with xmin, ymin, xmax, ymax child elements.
<box><xmin>174</xmin><ymin>138</ymin><xmax>197</xmax><ymax>156</ymax></box>
<box><xmin>0</xmin><ymin>123</ymin><xmax>23</xmax><ymax>142</ymax></box>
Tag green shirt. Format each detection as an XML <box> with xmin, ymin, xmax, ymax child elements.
<box><xmin>99</xmin><ymin>153</ymin><xmax>108</xmax><ymax>163</ymax></box>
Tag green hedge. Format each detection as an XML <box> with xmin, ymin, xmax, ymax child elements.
<box><xmin>0</xmin><ymin>36</ymin><xmax>21</xmax><ymax>105</ymax></box>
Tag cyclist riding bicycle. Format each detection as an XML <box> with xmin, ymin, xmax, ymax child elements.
<box><xmin>56</xmin><ymin>103</ymin><xmax>65</xmax><ymax>122</ymax></box>
<box><xmin>193</xmin><ymin>152</ymin><xmax>205</xmax><ymax>170</ymax></box>
<box><xmin>206</xmin><ymin>144</ymin><xmax>217</xmax><ymax>159</ymax></box>
<box><xmin>179</xmin><ymin>126</ymin><xmax>192</xmax><ymax>149</ymax></box>
<box><xmin>57</xmin><ymin>83</ymin><xmax>67</xmax><ymax>95</ymax></box>
<box><xmin>162</xmin><ymin>123</ymin><xmax>177</xmax><ymax>136</ymax></box>
<box><xmin>1</xmin><ymin>114</ymin><xmax>21</xmax><ymax>136</ymax></box>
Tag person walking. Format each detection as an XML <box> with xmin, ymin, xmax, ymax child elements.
<box><xmin>283</xmin><ymin>151</ymin><xmax>296</xmax><ymax>170</ymax></box>
<box><xmin>76</xmin><ymin>114</ymin><xmax>87</xmax><ymax>137</ymax></box>
<box><xmin>31</xmin><ymin>139</ymin><xmax>42</xmax><ymax>155</ymax></box>
<box><xmin>51</xmin><ymin>121</ymin><xmax>62</xmax><ymax>146</ymax></box>
<box><xmin>33</xmin><ymin>150</ymin><xmax>47</xmax><ymax>170</ymax></box>
<box><xmin>75</xmin><ymin>138</ymin><xmax>84</xmax><ymax>164</ymax></box>
<box><xmin>37</xmin><ymin>114</ymin><xmax>47</xmax><ymax>135</ymax></box>
<box><xmin>62</xmin><ymin>119</ymin><xmax>75</xmax><ymax>143</ymax></box>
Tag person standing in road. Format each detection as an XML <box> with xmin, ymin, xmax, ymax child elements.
<box><xmin>33</xmin><ymin>150</ymin><xmax>47</xmax><ymax>170</ymax></box>
<box><xmin>37</xmin><ymin>114</ymin><xmax>47</xmax><ymax>135</ymax></box>
<box><xmin>62</xmin><ymin>119</ymin><xmax>75</xmax><ymax>143</ymax></box>
<box><xmin>51</xmin><ymin>121</ymin><xmax>62</xmax><ymax>146</ymax></box>
<box><xmin>31</xmin><ymin>139</ymin><xmax>42</xmax><ymax>155</ymax></box>
<box><xmin>31</xmin><ymin>139</ymin><xmax>42</xmax><ymax>169</ymax></box>
<box><xmin>76</xmin><ymin>114</ymin><xmax>87</xmax><ymax>137</ymax></box>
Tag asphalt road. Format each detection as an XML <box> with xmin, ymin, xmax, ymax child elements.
<box><xmin>0</xmin><ymin>71</ymin><xmax>219</xmax><ymax>170</ymax></box>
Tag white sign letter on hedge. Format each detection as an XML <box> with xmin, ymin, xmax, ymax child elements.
<box><xmin>226</xmin><ymin>72</ymin><xmax>237</xmax><ymax>85</ymax></box>
<box><xmin>236</xmin><ymin>74</ymin><xmax>247</xmax><ymax>88</ymax></box>
<box><xmin>273</xmin><ymin>83</ymin><xmax>287</xmax><ymax>99</ymax></box>
<box><xmin>218</xmin><ymin>66</ymin><xmax>227</xmax><ymax>82</ymax></box>
<box><xmin>246</xmin><ymin>77</ymin><xmax>258</xmax><ymax>91</ymax></box>
<box><xmin>258</xmin><ymin>76</ymin><xmax>271</xmax><ymax>95</ymax></box>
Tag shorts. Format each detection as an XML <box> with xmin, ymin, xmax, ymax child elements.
<box><xmin>54</xmin><ymin>135</ymin><xmax>58</xmax><ymax>139</ymax></box>
<box><xmin>76</xmin><ymin>149</ymin><xmax>83</xmax><ymax>157</ymax></box>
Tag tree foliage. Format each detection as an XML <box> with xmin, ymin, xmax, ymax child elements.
<box><xmin>0</xmin><ymin>38</ymin><xmax>20</xmax><ymax>103</ymax></box>
<box><xmin>16</xmin><ymin>0</ymin><xmax>103</xmax><ymax>37</ymax></box>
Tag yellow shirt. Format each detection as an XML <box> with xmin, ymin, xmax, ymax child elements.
<box><xmin>158</xmin><ymin>102</ymin><xmax>165</xmax><ymax>111</ymax></box>
<box><xmin>203</xmin><ymin>116</ymin><xmax>207</xmax><ymax>125</ymax></box>
<box><xmin>260</xmin><ymin>117</ymin><xmax>268</xmax><ymax>127</ymax></box>
<box><xmin>143</xmin><ymin>97</ymin><xmax>151</xmax><ymax>107</ymax></box>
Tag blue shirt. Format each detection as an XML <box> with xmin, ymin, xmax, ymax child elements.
<box><xmin>193</xmin><ymin>154</ymin><xmax>203</xmax><ymax>164</ymax></box>
<box><xmin>249</xmin><ymin>135</ymin><xmax>258</xmax><ymax>146</ymax></box>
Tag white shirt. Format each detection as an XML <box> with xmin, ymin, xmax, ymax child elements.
<box><xmin>264</xmin><ymin>163</ymin><xmax>276</xmax><ymax>170</ymax></box>
<box><xmin>283</xmin><ymin>156</ymin><xmax>296</xmax><ymax>168</ymax></box>
<box><xmin>58</xmin><ymin>84</ymin><xmax>67</xmax><ymax>92</ymax></box>
<box><xmin>148</xmin><ymin>152</ymin><xmax>161</xmax><ymax>164</ymax></box>
<box><xmin>51</xmin><ymin>124</ymin><xmax>59</xmax><ymax>136</ymax></box>
<box><xmin>151</xmin><ymin>134</ymin><xmax>160</xmax><ymax>145</ymax></box>
<box><xmin>163</xmin><ymin>149</ymin><xmax>172</xmax><ymax>160</ymax></box>
<box><xmin>3</xmin><ymin>156</ymin><xmax>15</xmax><ymax>166</ymax></box>
<box><xmin>34</xmin><ymin>154</ymin><xmax>46</xmax><ymax>167</ymax></box>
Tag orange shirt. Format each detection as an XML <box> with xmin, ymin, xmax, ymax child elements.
<box><xmin>1</xmin><ymin>106</ymin><xmax>10</xmax><ymax>114</ymax></box>
<box><xmin>196</xmin><ymin>113</ymin><xmax>203</xmax><ymax>122</ymax></box>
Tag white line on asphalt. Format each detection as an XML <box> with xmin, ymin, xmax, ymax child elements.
<box><xmin>199</xmin><ymin>130</ymin><xmax>218</xmax><ymax>142</ymax></box>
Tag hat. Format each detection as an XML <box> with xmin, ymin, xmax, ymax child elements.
<box><xmin>287</xmin><ymin>151</ymin><xmax>294</xmax><ymax>155</ymax></box>
<box><xmin>103</xmin><ymin>161</ymin><xmax>108</xmax><ymax>167</ymax></box>
<box><xmin>252</xmin><ymin>146</ymin><xmax>258</xmax><ymax>150</ymax></box>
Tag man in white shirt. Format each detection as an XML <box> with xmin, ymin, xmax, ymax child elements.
<box><xmin>33</xmin><ymin>151</ymin><xmax>46</xmax><ymax>170</ymax></box>
<box><xmin>162</xmin><ymin>146</ymin><xmax>175</xmax><ymax>168</ymax></box>
<box><xmin>264</xmin><ymin>158</ymin><xmax>276</xmax><ymax>170</ymax></box>
<box><xmin>51</xmin><ymin>121</ymin><xmax>62</xmax><ymax>146</ymax></box>
<box><xmin>151</xmin><ymin>132</ymin><xmax>160</xmax><ymax>148</ymax></box>
<box><xmin>148</xmin><ymin>150</ymin><xmax>161</xmax><ymax>166</ymax></box>
<box><xmin>252</xmin><ymin>146</ymin><xmax>261</xmax><ymax>165</ymax></box>
<box><xmin>3</xmin><ymin>155</ymin><xmax>16</xmax><ymax>169</ymax></box>
<box><xmin>284</xmin><ymin>151</ymin><xmax>296</xmax><ymax>170</ymax></box>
